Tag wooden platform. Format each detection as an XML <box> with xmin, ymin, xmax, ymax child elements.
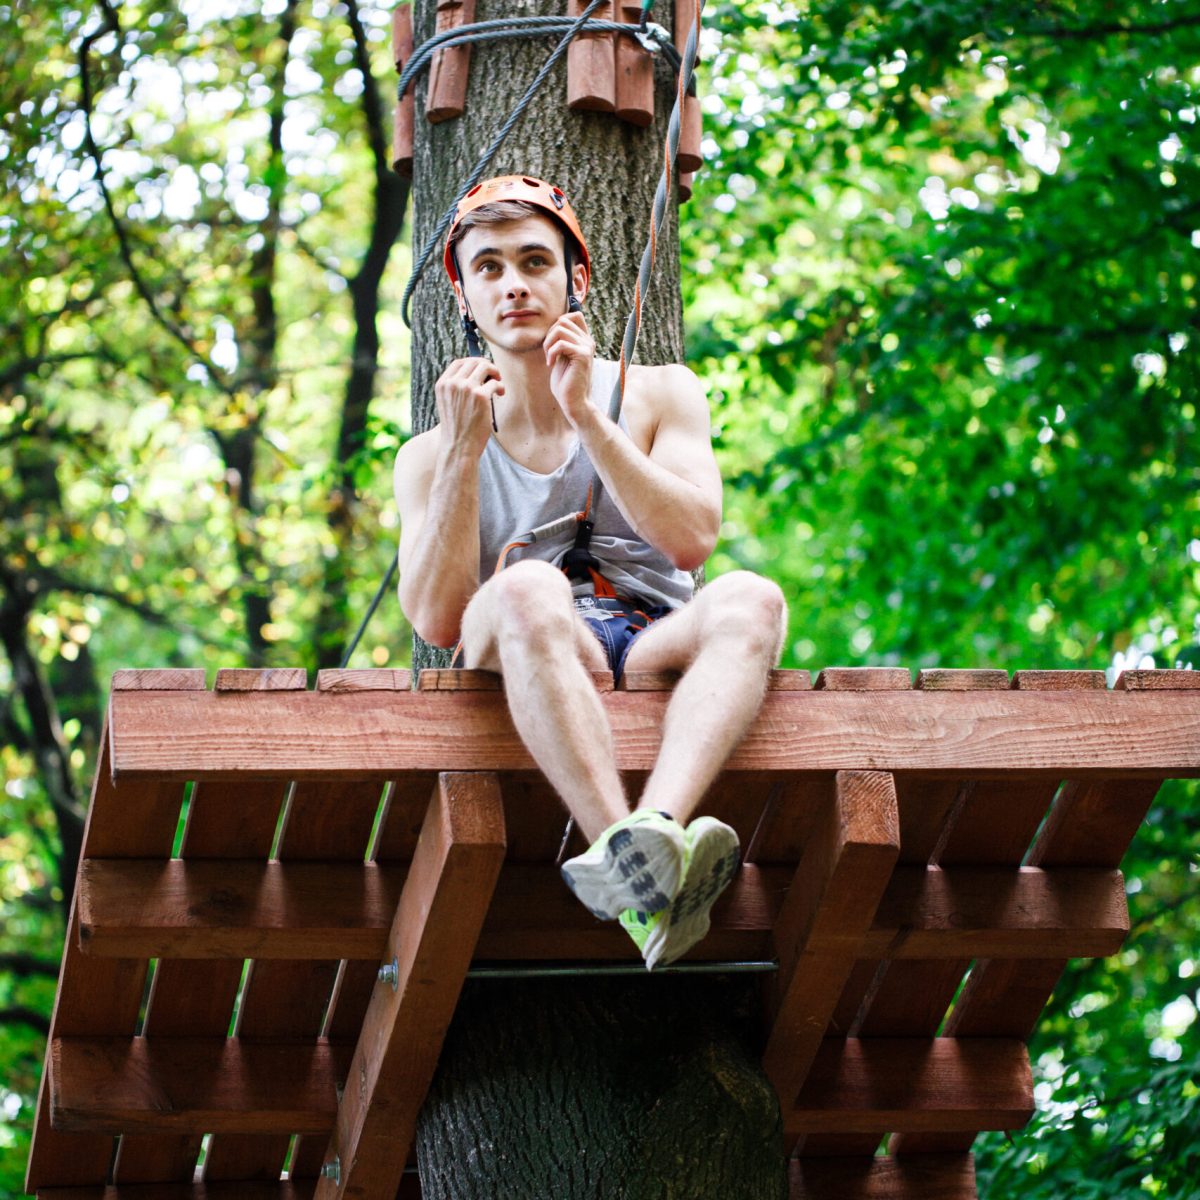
<box><xmin>27</xmin><ymin>665</ymin><xmax>1200</xmax><ymax>1198</ymax></box>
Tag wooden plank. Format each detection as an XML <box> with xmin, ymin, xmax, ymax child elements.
<box><xmin>202</xmin><ymin>774</ymin><xmax>383</xmax><ymax>1179</ymax></box>
<box><xmin>28</xmin><ymin>727</ymin><xmax>186</xmax><ymax>1190</ymax></box>
<box><xmin>789</xmin><ymin>1038</ymin><xmax>1032</xmax><ymax>1135</ymax></box>
<box><xmin>765</xmin><ymin>771</ymin><xmax>900</xmax><ymax>1129</ymax></box>
<box><xmin>392</xmin><ymin>4</ymin><xmax>414</xmax><ymax>175</ymax></box>
<box><xmin>916</xmin><ymin>669</ymin><xmax>1008</xmax><ymax>691</ymax></box>
<box><xmin>40</xmin><ymin>1186</ymin><xmax>317</xmax><ymax>1199</ymax></box>
<box><xmin>890</xmin><ymin>777</ymin><xmax>1159</xmax><ymax>1156</ymax></box>
<box><xmin>111</xmin><ymin>774</ymin><xmax>287</xmax><ymax>1182</ymax></box>
<box><xmin>1115</xmin><ymin>668</ymin><xmax>1200</xmax><ymax>690</ymax></box>
<box><xmin>317</xmin><ymin>668</ymin><xmax>412</xmax><ymax>691</ymax></box>
<box><xmin>51</xmin><ymin>1037</ymin><xmax>351</xmax><ymax>1134</ymax></box>
<box><xmin>212</xmin><ymin>667</ymin><xmax>307</xmax><ymax>691</ymax></box>
<box><xmin>744</xmin><ymin>776</ymin><xmax>832</xmax><ymax>863</ymax></box>
<box><xmin>112</xmin><ymin>669</ymin><xmax>206</xmax><ymax>691</ymax></box>
<box><xmin>567</xmin><ymin>0</ymin><xmax>615</xmax><ymax>112</ymax></box>
<box><xmin>620</xmin><ymin>668</ymin><xmax>811</xmax><ymax>692</ymax></box>
<box><xmin>425</xmin><ymin>0</ymin><xmax>477</xmax><ymax>122</ymax></box>
<box><xmin>315</xmin><ymin>772</ymin><xmax>506</xmax><ymax>1199</ymax></box>
<box><xmin>1011</xmin><ymin>670</ymin><xmax>1106</xmax><ymax>690</ymax></box>
<box><xmin>814</xmin><ymin>668</ymin><xmax>911</xmax><ymax>691</ymax></box>
<box><xmin>675</xmin><ymin>0</ymin><xmax>703</xmax><ymax>173</ymax></box>
<box><xmin>615</xmin><ymin>2</ymin><xmax>654</xmax><ymax>126</ymax></box>
<box><xmin>107</xmin><ymin>688</ymin><xmax>1200</xmax><ymax>778</ymax></box>
<box><xmin>418</xmin><ymin>667</ymin><xmax>613</xmax><ymax>692</ymax></box>
<box><xmin>789</xmin><ymin>1154</ymin><xmax>977</xmax><ymax>1200</ymax></box>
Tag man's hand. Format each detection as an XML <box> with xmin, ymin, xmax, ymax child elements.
<box><xmin>434</xmin><ymin>358</ymin><xmax>504</xmax><ymax>458</ymax></box>
<box><xmin>544</xmin><ymin>312</ymin><xmax>595</xmax><ymax>428</ymax></box>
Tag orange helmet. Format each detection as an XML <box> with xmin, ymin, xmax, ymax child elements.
<box><xmin>443</xmin><ymin>175</ymin><xmax>591</xmax><ymax>286</ymax></box>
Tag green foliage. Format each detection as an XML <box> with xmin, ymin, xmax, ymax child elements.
<box><xmin>2</xmin><ymin>0</ymin><xmax>1199</xmax><ymax>1195</ymax></box>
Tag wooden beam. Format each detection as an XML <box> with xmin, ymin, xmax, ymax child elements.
<box><xmin>50</xmin><ymin>1037</ymin><xmax>351</xmax><ymax>1134</ymax></box>
<box><xmin>789</xmin><ymin>1154</ymin><xmax>977</xmax><ymax>1200</ymax></box>
<box><xmin>764</xmin><ymin>772</ymin><xmax>900</xmax><ymax>1125</ymax></box>
<box><xmin>107</xmin><ymin>688</ymin><xmax>1200</xmax><ymax>778</ymax></box>
<box><xmin>316</xmin><ymin>772</ymin><xmax>506</xmax><ymax>1199</ymax></box>
<box><xmin>77</xmin><ymin>859</ymin><xmax>1129</xmax><ymax>963</ymax></box>
<box><xmin>39</xmin><ymin>1187</ymin><xmax>316</xmax><ymax>1200</ymax></box>
<box><xmin>789</xmin><ymin>1039</ymin><xmax>1032</xmax><ymax>1135</ymax></box>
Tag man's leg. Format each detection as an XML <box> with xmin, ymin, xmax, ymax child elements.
<box><xmin>459</xmin><ymin>559</ymin><xmax>624</xmax><ymax>842</ymax></box>
<box><xmin>621</xmin><ymin>570</ymin><xmax>788</xmax><ymax>821</ymax></box>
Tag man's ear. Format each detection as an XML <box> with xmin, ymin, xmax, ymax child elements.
<box><xmin>453</xmin><ymin>279</ymin><xmax>468</xmax><ymax>316</ymax></box>
<box><xmin>573</xmin><ymin>263</ymin><xmax>589</xmax><ymax>305</ymax></box>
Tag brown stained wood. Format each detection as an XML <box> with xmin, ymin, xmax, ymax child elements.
<box><xmin>111</xmin><ymin>669</ymin><xmax>207</xmax><ymax>691</ymax></box>
<box><xmin>425</xmin><ymin>0</ymin><xmax>477</xmax><ymax>123</ymax></box>
<box><xmin>619</xmin><ymin>668</ymin><xmax>811</xmax><ymax>691</ymax></box>
<box><xmin>39</xmin><ymin>1186</ymin><xmax>317</xmax><ymax>1199</ymax></box>
<box><xmin>696</xmin><ymin>774</ymin><xmax>778</xmax><ymax>848</ymax></box>
<box><xmin>895</xmin><ymin>778</ymin><xmax>964</xmax><ymax>865</ymax></box>
<box><xmin>315</xmin><ymin>772</ymin><xmax>507</xmax><ymax>1200</ymax></box>
<box><xmin>615</xmin><ymin>3</ymin><xmax>654</xmax><ymax>125</ymax></box>
<box><xmin>678</xmin><ymin>93</ymin><xmax>703</xmax><ymax>174</ymax></box>
<box><xmin>50</xmin><ymin>1037</ymin><xmax>351</xmax><ymax>1134</ymax></box>
<box><xmin>889</xmin><ymin>777</ymin><xmax>1161</xmax><ymax>1157</ymax></box>
<box><xmin>419</xmin><ymin>667</ymin><xmax>613</xmax><ymax>692</ymax></box>
<box><xmin>28</xmin><ymin>730</ymin><xmax>184</xmax><ymax>1190</ymax></box>
<box><xmin>316</xmin><ymin>668</ymin><xmax>412</xmax><ymax>691</ymax></box>
<box><xmin>1116</xmin><ymin>668</ymin><xmax>1200</xmax><ymax>690</ymax></box>
<box><xmin>497</xmin><ymin>772</ymin><xmax>575</xmax><ymax>861</ymax></box>
<box><xmin>679</xmin><ymin>171</ymin><xmax>694</xmax><ymax>203</ymax></box>
<box><xmin>392</xmin><ymin>4</ymin><xmax>415</xmax><ymax>176</ymax></box>
<box><xmin>746</xmin><ymin>776</ymin><xmax>835</xmax><ymax>864</ymax></box>
<box><xmin>1012</xmin><ymin>670</ymin><xmax>1107</xmax><ymax>690</ymax></box>
<box><xmin>814</xmin><ymin>668</ymin><xmax>912</xmax><ymax>691</ymax></box>
<box><xmin>933</xmin><ymin>778</ymin><xmax>1059</xmax><ymax>866</ymax></box>
<box><xmin>107</xmin><ymin>688</ymin><xmax>1200</xmax><ymax>778</ymax></box>
<box><xmin>789</xmin><ymin>1038</ymin><xmax>1032</xmax><ymax>1135</ymax></box>
<box><xmin>916</xmin><ymin>670</ymin><xmax>1009</xmax><ymax>691</ymax></box>
<box><xmin>765</xmin><ymin>772</ymin><xmax>900</xmax><ymax>1131</ymax></box>
<box><xmin>789</xmin><ymin>1154</ymin><xmax>977</xmax><ymax>1200</ymax></box>
<box><xmin>111</xmin><ymin>777</ymin><xmax>285</xmax><ymax>1182</ymax></box>
<box><xmin>567</xmin><ymin>0</ymin><xmax>616</xmax><ymax>112</ymax></box>
<box><xmin>372</xmin><ymin>774</ymin><xmax>439</xmax><ymax>861</ymax></box>
<box><xmin>213</xmin><ymin>668</ymin><xmax>307</xmax><ymax>691</ymax></box>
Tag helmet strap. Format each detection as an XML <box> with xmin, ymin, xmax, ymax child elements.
<box><xmin>564</xmin><ymin>242</ymin><xmax>582</xmax><ymax>314</ymax></box>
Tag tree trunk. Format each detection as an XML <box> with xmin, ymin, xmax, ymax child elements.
<box><xmin>407</xmin><ymin>4</ymin><xmax>787</xmax><ymax>1195</ymax></box>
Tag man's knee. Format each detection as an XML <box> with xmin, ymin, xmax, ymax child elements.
<box><xmin>483</xmin><ymin>560</ymin><xmax>576</xmax><ymax>652</ymax></box>
<box><xmin>700</xmin><ymin>571</ymin><xmax>787</xmax><ymax>657</ymax></box>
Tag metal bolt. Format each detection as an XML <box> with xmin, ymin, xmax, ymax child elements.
<box><xmin>378</xmin><ymin>956</ymin><xmax>399</xmax><ymax>990</ymax></box>
<box><xmin>320</xmin><ymin>1156</ymin><xmax>341</xmax><ymax>1183</ymax></box>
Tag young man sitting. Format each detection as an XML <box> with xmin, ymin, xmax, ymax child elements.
<box><xmin>393</xmin><ymin>175</ymin><xmax>786</xmax><ymax>968</ymax></box>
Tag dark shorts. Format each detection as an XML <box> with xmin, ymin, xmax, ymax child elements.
<box><xmin>573</xmin><ymin>596</ymin><xmax>673</xmax><ymax>683</ymax></box>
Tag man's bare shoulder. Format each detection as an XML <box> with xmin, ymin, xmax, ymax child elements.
<box><xmin>393</xmin><ymin>426</ymin><xmax>441</xmax><ymax>503</ymax></box>
<box><xmin>622</xmin><ymin>361</ymin><xmax>709</xmax><ymax>425</ymax></box>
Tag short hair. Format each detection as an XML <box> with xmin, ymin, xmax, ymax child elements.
<box><xmin>447</xmin><ymin>199</ymin><xmax>583</xmax><ymax>270</ymax></box>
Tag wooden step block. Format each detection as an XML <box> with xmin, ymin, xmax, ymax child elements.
<box><xmin>567</xmin><ymin>0</ymin><xmax>615</xmax><ymax>111</ymax></box>
<box><xmin>814</xmin><ymin>668</ymin><xmax>911</xmax><ymax>690</ymax></box>
<box><xmin>317</xmin><ymin>668</ymin><xmax>412</xmax><ymax>691</ymax></box>
<box><xmin>619</xmin><ymin>668</ymin><xmax>811</xmax><ymax>691</ymax></box>
<box><xmin>426</xmin><ymin>0</ymin><xmax>476</xmax><ymax>123</ymax></box>
<box><xmin>790</xmin><ymin>1038</ymin><xmax>1032</xmax><ymax>1135</ymax></box>
<box><xmin>1011</xmin><ymin>670</ymin><xmax>1106</xmax><ymax>690</ymax></box>
<box><xmin>916</xmin><ymin>670</ymin><xmax>1008</xmax><ymax>691</ymax></box>
<box><xmin>1115</xmin><ymin>668</ymin><xmax>1200</xmax><ymax>690</ymax></box>
<box><xmin>392</xmin><ymin>3</ymin><xmax>414</xmax><ymax>175</ymax></box>
<box><xmin>790</xmin><ymin>1154</ymin><xmax>977</xmax><ymax>1200</ymax></box>
<box><xmin>418</xmin><ymin>668</ymin><xmax>614</xmax><ymax>692</ymax></box>
<box><xmin>112</xmin><ymin>669</ymin><xmax>207</xmax><ymax>691</ymax></box>
<box><xmin>615</xmin><ymin>1</ymin><xmax>654</xmax><ymax>125</ymax></box>
<box><xmin>213</xmin><ymin>667</ymin><xmax>306</xmax><ymax>691</ymax></box>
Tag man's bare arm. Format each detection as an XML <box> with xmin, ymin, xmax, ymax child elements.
<box><xmin>572</xmin><ymin>364</ymin><xmax>722</xmax><ymax>571</ymax></box>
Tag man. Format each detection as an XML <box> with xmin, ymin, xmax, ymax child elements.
<box><xmin>394</xmin><ymin>175</ymin><xmax>786</xmax><ymax>968</ymax></box>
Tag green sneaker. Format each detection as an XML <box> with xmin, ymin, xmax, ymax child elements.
<box><xmin>644</xmin><ymin>817</ymin><xmax>741</xmax><ymax>968</ymax></box>
<box><xmin>560</xmin><ymin>810</ymin><xmax>685</xmax><ymax>921</ymax></box>
<box><xmin>619</xmin><ymin>906</ymin><xmax>669</xmax><ymax>971</ymax></box>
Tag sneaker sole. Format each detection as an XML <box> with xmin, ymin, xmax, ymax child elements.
<box><xmin>561</xmin><ymin>821</ymin><xmax>684</xmax><ymax>920</ymax></box>
<box><xmin>645</xmin><ymin>819</ymin><xmax>741</xmax><ymax>968</ymax></box>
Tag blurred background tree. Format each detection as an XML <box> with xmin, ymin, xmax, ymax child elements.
<box><xmin>2</xmin><ymin>0</ymin><xmax>1197</xmax><ymax>1195</ymax></box>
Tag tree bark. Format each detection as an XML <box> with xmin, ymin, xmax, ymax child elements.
<box><xmin>407</xmin><ymin>4</ymin><xmax>787</xmax><ymax>1195</ymax></box>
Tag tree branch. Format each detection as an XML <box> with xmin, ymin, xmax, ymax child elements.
<box><xmin>0</xmin><ymin>1007</ymin><xmax>50</xmax><ymax>1036</ymax></box>
<box><xmin>1027</xmin><ymin>13</ymin><xmax>1200</xmax><ymax>41</ymax></box>
<box><xmin>0</xmin><ymin>954</ymin><xmax>60</xmax><ymax>979</ymax></box>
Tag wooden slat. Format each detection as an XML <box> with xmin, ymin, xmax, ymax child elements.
<box><xmin>315</xmin><ymin>772</ymin><xmax>506</xmax><ymax>1199</ymax></box>
<box><xmin>425</xmin><ymin>0</ymin><xmax>477</xmax><ymax>122</ymax></box>
<box><xmin>212</xmin><ymin>667</ymin><xmax>307</xmax><ymax>691</ymax></box>
<box><xmin>789</xmin><ymin>1038</ymin><xmax>1032</xmax><ymax>1135</ymax></box>
<box><xmin>916</xmin><ymin>669</ymin><xmax>1008</xmax><ymax>691</ymax></box>
<box><xmin>765</xmin><ymin>771</ymin><xmax>900</xmax><ymax>1129</ymax></box>
<box><xmin>567</xmin><ymin>0</ymin><xmax>615</xmax><ymax>111</ymax></box>
<box><xmin>28</xmin><ymin>727</ymin><xmax>186</xmax><ymax>1191</ymax></box>
<box><xmin>107</xmin><ymin>688</ymin><xmax>1200</xmax><ymax>778</ymax></box>
<box><xmin>78</xmin><ymin>858</ymin><xmax>1127</xmax><ymax>963</ymax></box>
<box><xmin>789</xmin><ymin>1154</ymin><xmax>977</xmax><ymax>1200</ymax></box>
<box><xmin>1115</xmin><ymin>668</ymin><xmax>1200</xmax><ymax>689</ymax></box>
<box><xmin>418</xmin><ymin>667</ymin><xmax>613</xmax><ymax>692</ymax></box>
<box><xmin>51</xmin><ymin>1037</ymin><xmax>351</xmax><ymax>1134</ymax></box>
<box><xmin>40</xmin><ymin>1186</ymin><xmax>317</xmax><ymax>1199</ymax></box>
<box><xmin>675</xmin><ymin>0</ymin><xmax>703</xmax><ymax>172</ymax></box>
<box><xmin>111</xmin><ymin>775</ymin><xmax>287</xmax><ymax>1181</ymax></box>
<box><xmin>1011</xmin><ymin>670</ymin><xmax>1106</xmax><ymax>690</ymax></box>
<box><xmin>316</xmin><ymin>668</ymin><xmax>412</xmax><ymax>691</ymax></box>
<box><xmin>615</xmin><ymin>1</ymin><xmax>654</xmax><ymax>125</ymax></box>
<box><xmin>112</xmin><ymin>669</ymin><xmax>207</xmax><ymax>691</ymax></box>
<box><xmin>391</xmin><ymin>4</ymin><xmax>414</xmax><ymax>175</ymax></box>
<box><xmin>620</xmin><ymin>668</ymin><xmax>811</xmax><ymax>691</ymax></box>
<box><xmin>814</xmin><ymin>668</ymin><xmax>911</xmax><ymax>691</ymax></box>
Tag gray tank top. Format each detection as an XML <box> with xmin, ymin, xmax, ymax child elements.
<box><xmin>477</xmin><ymin>359</ymin><xmax>695</xmax><ymax>609</ymax></box>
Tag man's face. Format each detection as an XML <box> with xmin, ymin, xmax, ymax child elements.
<box><xmin>455</xmin><ymin>214</ymin><xmax>587</xmax><ymax>352</ymax></box>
